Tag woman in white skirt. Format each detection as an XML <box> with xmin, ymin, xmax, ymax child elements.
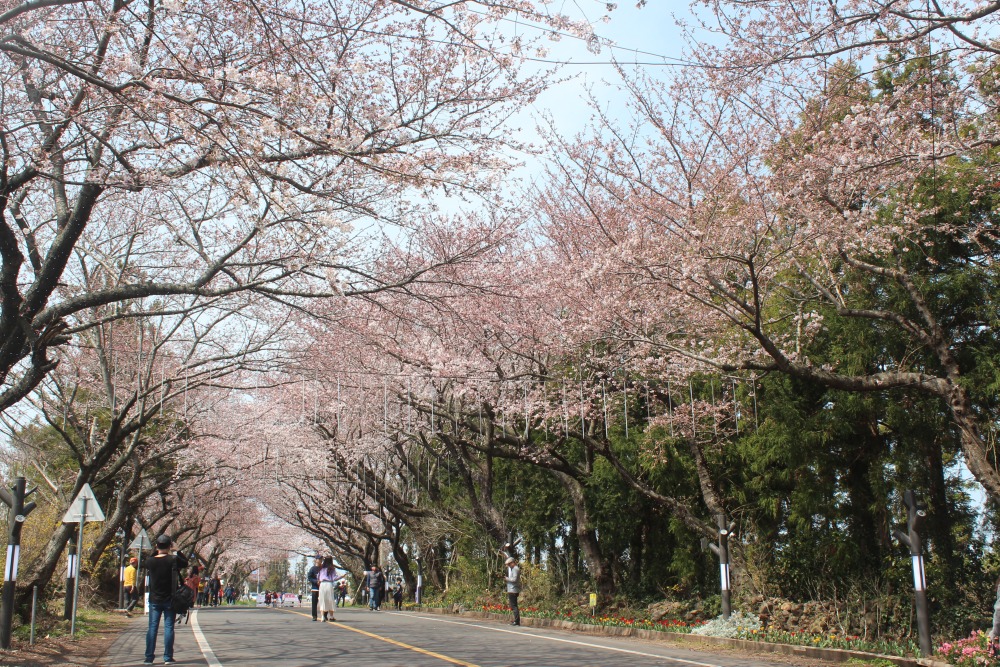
<box><xmin>317</xmin><ymin>557</ymin><xmax>345</xmax><ymax>621</ymax></box>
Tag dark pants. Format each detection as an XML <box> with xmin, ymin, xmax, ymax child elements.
<box><xmin>311</xmin><ymin>589</ymin><xmax>319</xmax><ymax>619</ymax></box>
<box><xmin>507</xmin><ymin>592</ymin><xmax>520</xmax><ymax>625</ymax></box>
<box><xmin>125</xmin><ymin>587</ymin><xmax>139</xmax><ymax>611</ymax></box>
<box><xmin>145</xmin><ymin>601</ymin><xmax>176</xmax><ymax>663</ymax></box>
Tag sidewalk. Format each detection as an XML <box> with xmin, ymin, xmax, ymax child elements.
<box><xmin>99</xmin><ymin>614</ymin><xmax>203</xmax><ymax>667</ymax></box>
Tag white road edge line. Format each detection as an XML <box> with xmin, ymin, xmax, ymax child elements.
<box><xmin>393</xmin><ymin>612</ymin><xmax>724</xmax><ymax>667</ymax></box>
<box><xmin>189</xmin><ymin>610</ymin><xmax>224</xmax><ymax>667</ymax></box>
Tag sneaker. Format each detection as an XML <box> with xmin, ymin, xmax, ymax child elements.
<box><xmin>164</xmin><ymin>660</ymin><xmax>176</xmax><ymax>664</ymax></box>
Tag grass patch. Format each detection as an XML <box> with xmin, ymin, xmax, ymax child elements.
<box><xmin>13</xmin><ymin>606</ymin><xmax>117</xmax><ymax>642</ymax></box>
<box><xmin>846</xmin><ymin>659</ymin><xmax>897</xmax><ymax>667</ymax></box>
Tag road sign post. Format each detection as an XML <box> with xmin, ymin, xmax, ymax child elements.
<box><xmin>61</xmin><ymin>484</ymin><xmax>104</xmax><ymax>638</ymax></box>
<box><xmin>0</xmin><ymin>477</ymin><xmax>37</xmax><ymax>649</ymax></box>
<box><xmin>70</xmin><ymin>495</ymin><xmax>86</xmax><ymax>637</ymax></box>
<box><xmin>129</xmin><ymin>529</ymin><xmax>152</xmax><ymax>614</ymax></box>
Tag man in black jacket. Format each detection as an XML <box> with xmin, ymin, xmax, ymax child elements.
<box><xmin>307</xmin><ymin>556</ymin><xmax>322</xmax><ymax>621</ymax></box>
<box><xmin>143</xmin><ymin>534</ymin><xmax>189</xmax><ymax>665</ymax></box>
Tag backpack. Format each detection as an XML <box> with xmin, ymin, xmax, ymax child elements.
<box><xmin>171</xmin><ymin>566</ymin><xmax>196</xmax><ymax>615</ymax></box>
<box><xmin>172</xmin><ymin>581</ymin><xmax>195</xmax><ymax>614</ymax></box>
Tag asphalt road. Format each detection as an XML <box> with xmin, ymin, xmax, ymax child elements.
<box><xmin>101</xmin><ymin>606</ymin><xmax>822</xmax><ymax>667</ymax></box>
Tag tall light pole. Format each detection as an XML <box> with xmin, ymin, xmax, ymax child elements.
<box><xmin>415</xmin><ymin>556</ymin><xmax>423</xmax><ymax>607</ymax></box>
<box><xmin>0</xmin><ymin>477</ymin><xmax>37</xmax><ymax>649</ymax></box>
<box><xmin>894</xmin><ymin>490</ymin><xmax>931</xmax><ymax>657</ymax></box>
<box><xmin>701</xmin><ymin>514</ymin><xmax>736</xmax><ymax>619</ymax></box>
<box><xmin>116</xmin><ymin>528</ymin><xmax>127</xmax><ymax>610</ymax></box>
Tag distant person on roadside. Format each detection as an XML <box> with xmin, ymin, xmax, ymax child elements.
<box><xmin>124</xmin><ymin>557</ymin><xmax>139</xmax><ymax>613</ymax></box>
<box><xmin>364</xmin><ymin>565</ymin><xmax>385</xmax><ymax>611</ymax></box>
<box><xmin>209</xmin><ymin>574</ymin><xmax>222</xmax><ymax>606</ymax></box>
<box><xmin>143</xmin><ymin>534</ymin><xmax>188</xmax><ymax>665</ymax></box>
<box><xmin>504</xmin><ymin>556</ymin><xmax>521</xmax><ymax>627</ymax></box>
<box><xmin>392</xmin><ymin>577</ymin><xmax>404</xmax><ymax>611</ymax></box>
<box><xmin>184</xmin><ymin>565</ymin><xmax>201</xmax><ymax>608</ymax></box>
<box><xmin>307</xmin><ymin>555</ymin><xmax>322</xmax><ymax>621</ymax></box>
<box><xmin>318</xmin><ymin>556</ymin><xmax>345</xmax><ymax>622</ymax></box>
<box><xmin>338</xmin><ymin>578</ymin><xmax>349</xmax><ymax>607</ymax></box>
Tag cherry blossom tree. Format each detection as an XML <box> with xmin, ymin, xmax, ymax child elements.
<box><xmin>0</xmin><ymin>280</ymin><xmax>308</xmax><ymax>601</ymax></box>
<box><xmin>0</xmin><ymin>0</ymin><xmax>574</xmax><ymax>415</ymax></box>
<box><xmin>534</xmin><ymin>1</ymin><xmax>1000</xmax><ymax>502</ymax></box>
<box><xmin>256</xmin><ymin>207</ymin><xmax>747</xmax><ymax>596</ymax></box>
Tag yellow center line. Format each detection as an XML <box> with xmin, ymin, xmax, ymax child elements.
<box><xmin>280</xmin><ymin>608</ymin><xmax>481</xmax><ymax>667</ymax></box>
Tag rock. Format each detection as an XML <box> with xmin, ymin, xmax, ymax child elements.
<box><xmin>647</xmin><ymin>601</ymin><xmax>688</xmax><ymax>622</ymax></box>
<box><xmin>808</xmin><ymin>619</ymin><xmax>827</xmax><ymax>634</ymax></box>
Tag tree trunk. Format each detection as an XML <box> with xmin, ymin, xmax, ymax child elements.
<box><xmin>553</xmin><ymin>470</ymin><xmax>615</xmax><ymax>597</ymax></box>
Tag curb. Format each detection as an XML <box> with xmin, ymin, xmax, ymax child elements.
<box><xmin>419</xmin><ymin>607</ymin><xmax>941</xmax><ymax>667</ymax></box>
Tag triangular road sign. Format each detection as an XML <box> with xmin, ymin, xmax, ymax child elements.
<box><xmin>61</xmin><ymin>484</ymin><xmax>105</xmax><ymax>523</ymax></box>
<box><xmin>129</xmin><ymin>528</ymin><xmax>152</xmax><ymax>550</ymax></box>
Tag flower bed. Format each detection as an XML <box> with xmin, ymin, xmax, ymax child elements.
<box><xmin>469</xmin><ymin>602</ymin><xmax>922</xmax><ymax>658</ymax></box>
<box><xmin>936</xmin><ymin>631</ymin><xmax>999</xmax><ymax>666</ymax></box>
<box><xmin>472</xmin><ymin>603</ymin><xmax>703</xmax><ymax>633</ymax></box>
<box><xmin>736</xmin><ymin>626</ymin><xmax>919</xmax><ymax>657</ymax></box>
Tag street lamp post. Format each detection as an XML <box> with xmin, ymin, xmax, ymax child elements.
<box><xmin>64</xmin><ymin>529</ymin><xmax>77</xmax><ymax>620</ymax></box>
<box><xmin>702</xmin><ymin>514</ymin><xmax>736</xmax><ymax>620</ymax></box>
<box><xmin>894</xmin><ymin>490</ymin><xmax>931</xmax><ymax>657</ymax></box>
<box><xmin>116</xmin><ymin>529</ymin><xmax>127</xmax><ymax>610</ymax></box>
<box><xmin>415</xmin><ymin>557</ymin><xmax>423</xmax><ymax>608</ymax></box>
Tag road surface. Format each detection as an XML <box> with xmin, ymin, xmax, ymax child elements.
<box><xmin>101</xmin><ymin>605</ymin><xmax>824</xmax><ymax>666</ymax></box>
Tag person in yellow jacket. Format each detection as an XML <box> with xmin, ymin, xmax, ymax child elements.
<box><xmin>124</xmin><ymin>557</ymin><xmax>139</xmax><ymax>613</ymax></box>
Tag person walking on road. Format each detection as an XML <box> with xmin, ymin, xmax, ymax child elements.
<box><xmin>184</xmin><ymin>565</ymin><xmax>201</xmax><ymax>608</ymax></box>
<box><xmin>143</xmin><ymin>534</ymin><xmax>189</xmax><ymax>665</ymax></box>
<box><xmin>365</xmin><ymin>565</ymin><xmax>385</xmax><ymax>611</ymax></box>
<box><xmin>123</xmin><ymin>557</ymin><xmax>139</xmax><ymax>613</ymax></box>
<box><xmin>307</xmin><ymin>556</ymin><xmax>322</xmax><ymax>621</ymax></box>
<box><xmin>504</xmin><ymin>556</ymin><xmax>521</xmax><ymax>627</ymax></box>
<box><xmin>209</xmin><ymin>574</ymin><xmax>222</xmax><ymax>606</ymax></box>
<box><xmin>338</xmin><ymin>579</ymin><xmax>349</xmax><ymax>607</ymax></box>
<box><xmin>318</xmin><ymin>557</ymin><xmax>345</xmax><ymax>622</ymax></box>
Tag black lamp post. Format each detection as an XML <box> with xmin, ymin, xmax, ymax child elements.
<box><xmin>893</xmin><ymin>490</ymin><xmax>931</xmax><ymax>657</ymax></box>
<box><xmin>116</xmin><ymin>529</ymin><xmax>127</xmax><ymax>609</ymax></box>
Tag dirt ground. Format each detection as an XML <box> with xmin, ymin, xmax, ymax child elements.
<box><xmin>0</xmin><ymin>615</ymin><xmax>130</xmax><ymax>667</ymax></box>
